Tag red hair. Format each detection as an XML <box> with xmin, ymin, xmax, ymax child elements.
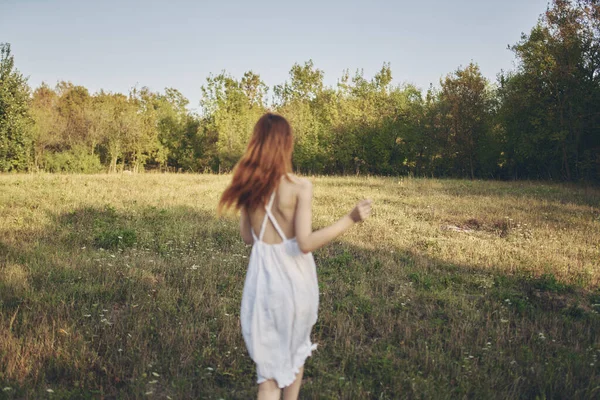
<box><xmin>218</xmin><ymin>113</ymin><xmax>294</xmax><ymax>214</ymax></box>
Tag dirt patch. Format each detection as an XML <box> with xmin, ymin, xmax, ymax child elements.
<box><xmin>440</xmin><ymin>224</ymin><xmax>474</xmax><ymax>233</ymax></box>
<box><xmin>441</xmin><ymin>218</ymin><xmax>514</xmax><ymax>238</ymax></box>
<box><xmin>465</xmin><ymin>218</ymin><xmax>482</xmax><ymax>230</ymax></box>
<box><xmin>491</xmin><ymin>220</ymin><xmax>511</xmax><ymax>237</ymax></box>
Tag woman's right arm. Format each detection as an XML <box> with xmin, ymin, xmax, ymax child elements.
<box><xmin>239</xmin><ymin>206</ymin><xmax>254</xmax><ymax>245</ymax></box>
<box><xmin>294</xmin><ymin>179</ymin><xmax>372</xmax><ymax>254</ymax></box>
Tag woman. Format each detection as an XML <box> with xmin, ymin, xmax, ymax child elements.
<box><xmin>218</xmin><ymin>113</ymin><xmax>372</xmax><ymax>400</ymax></box>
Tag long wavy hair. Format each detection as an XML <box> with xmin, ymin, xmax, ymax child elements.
<box><xmin>217</xmin><ymin>113</ymin><xmax>294</xmax><ymax>214</ymax></box>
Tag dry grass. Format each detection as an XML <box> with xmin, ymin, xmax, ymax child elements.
<box><xmin>0</xmin><ymin>173</ymin><xmax>599</xmax><ymax>399</ymax></box>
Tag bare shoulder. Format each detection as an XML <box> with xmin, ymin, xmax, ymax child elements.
<box><xmin>286</xmin><ymin>174</ymin><xmax>312</xmax><ymax>193</ymax></box>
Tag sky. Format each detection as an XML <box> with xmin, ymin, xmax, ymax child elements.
<box><xmin>1</xmin><ymin>0</ymin><xmax>549</xmax><ymax>111</ymax></box>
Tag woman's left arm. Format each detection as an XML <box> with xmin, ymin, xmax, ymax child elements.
<box><xmin>240</xmin><ymin>206</ymin><xmax>254</xmax><ymax>245</ymax></box>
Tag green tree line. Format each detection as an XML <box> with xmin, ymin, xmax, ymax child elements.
<box><xmin>1</xmin><ymin>0</ymin><xmax>599</xmax><ymax>180</ymax></box>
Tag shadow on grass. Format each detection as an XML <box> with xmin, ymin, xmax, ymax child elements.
<box><xmin>1</xmin><ymin>204</ymin><xmax>599</xmax><ymax>399</ymax></box>
<box><xmin>440</xmin><ymin>179</ymin><xmax>600</xmax><ymax>209</ymax></box>
<box><xmin>316</xmin><ymin>176</ymin><xmax>600</xmax><ymax>208</ymax></box>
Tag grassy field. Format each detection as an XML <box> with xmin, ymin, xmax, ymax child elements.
<box><xmin>0</xmin><ymin>173</ymin><xmax>599</xmax><ymax>399</ymax></box>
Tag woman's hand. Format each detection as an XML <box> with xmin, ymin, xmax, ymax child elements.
<box><xmin>349</xmin><ymin>199</ymin><xmax>373</xmax><ymax>223</ymax></box>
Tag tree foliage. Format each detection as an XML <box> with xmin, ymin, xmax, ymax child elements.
<box><xmin>0</xmin><ymin>43</ymin><xmax>32</xmax><ymax>171</ymax></box>
<box><xmin>499</xmin><ymin>0</ymin><xmax>600</xmax><ymax>180</ymax></box>
<box><xmin>1</xmin><ymin>1</ymin><xmax>598</xmax><ymax>181</ymax></box>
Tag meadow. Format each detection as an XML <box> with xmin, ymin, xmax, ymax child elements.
<box><xmin>0</xmin><ymin>173</ymin><xmax>599</xmax><ymax>399</ymax></box>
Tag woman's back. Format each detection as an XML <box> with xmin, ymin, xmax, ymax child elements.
<box><xmin>247</xmin><ymin>174</ymin><xmax>308</xmax><ymax>245</ymax></box>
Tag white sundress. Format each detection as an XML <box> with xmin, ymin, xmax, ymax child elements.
<box><xmin>240</xmin><ymin>190</ymin><xmax>319</xmax><ymax>388</ymax></box>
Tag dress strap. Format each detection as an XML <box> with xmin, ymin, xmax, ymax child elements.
<box><xmin>258</xmin><ymin>190</ymin><xmax>287</xmax><ymax>241</ymax></box>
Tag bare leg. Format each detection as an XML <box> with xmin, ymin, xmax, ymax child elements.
<box><xmin>258</xmin><ymin>379</ymin><xmax>281</xmax><ymax>400</ymax></box>
<box><xmin>282</xmin><ymin>366</ymin><xmax>304</xmax><ymax>400</ymax></box>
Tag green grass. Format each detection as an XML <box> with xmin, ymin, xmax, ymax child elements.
<box><xmin>0</xmin><ymin>173</ymin><xmax>599</xmax><ymax>399</ymax></box>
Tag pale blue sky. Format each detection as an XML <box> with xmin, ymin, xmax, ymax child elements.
<box><xmin>1</xmin><ymin>0</ymin><xmax>549</xmax><ymax>111</ymax></box>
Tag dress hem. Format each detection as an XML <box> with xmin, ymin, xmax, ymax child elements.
<box><xmin>256</xmin><ymin>342</ymin><xmax>318</xmax><ymax>388</ymax></box>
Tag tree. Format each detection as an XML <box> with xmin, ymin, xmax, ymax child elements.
<box><xmin>201</xmin><ymin>72</ymin><xmax>267</xmax><ymax>171</ymax></box>
<box><xmin>274</xmin><ymin>61</ymin><xmax>328</xmax><ymax>173</ymax></box>
<box><xmin>55</xmin><ymin>81</ymin><xmax>91</xmax><ymax>150</ymax></box>
<box><xmin>500</xmin><ymin>0</ymin><xmax>600</xmax><ymax>180</ymax></box>
<box><xmin>439</xmin><ymin>63</ymin><xmax>495</xmax><ymax>179</ymax></box>
<box><xmin>0</xmin><ymin>43</ymin><xmax>32</xmax><ymax>171</ymax></box>
<box><xmin>30</xmin><ymin>83</ymin><xmax>59</xmax><ymax>170</ymax></box>
<box><xmin>273</xmin><ymin>60</ymin><xmax>324</xmax><ymax>105</ymax></box>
